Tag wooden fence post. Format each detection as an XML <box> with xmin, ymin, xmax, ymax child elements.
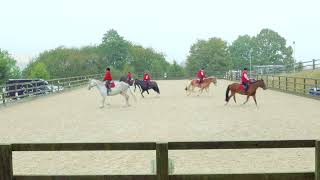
<box><xmin>285</xmin><ymin>77</ymin><xmax>288</xmax><ymax>91</ymax></box>
<box><xmin>266</xmin><ymin>75</ymin><xmax>269</xmax><ymax>87</ymax></box>
<box><xmin>313</xmin><ymin>59</ymin><xmax>316</xmax><ymax>70</ymax></box>
<box><xmin>316</xmin><ymin>140</ymin><xmax>320</xmax><ymax>180</ymax></box>
<box><xmin>272</xmin><ymin>76</ymin><xmax>274</xmax><ymax>88</ymax></box>
<box><xmin>294</xmin><ymin>78</ymin><xmax>296</xmax><ymax>92</ymax></box>
<box><xmin>156</xmin><ymin>142</ymin><xmax>169</xmax><ymax>180</ymax></box>
<box><xmin>303</xmin><ymin>78</ymin><xmax>306</xmax><ymax>94</ymax></box>
<box><xmin>1</xmin><ymin>87</ymin><xmax>5</xmax><ymax>105</ymax></box>
<box><xmin>278</xmin><ymin>76</ymin><xmax>281</xmax><ymax>89</ymax></box>
<box><xmin>0</xmin><ymin>144</ymin><xmax>13</xmax><ymax>180</ymax></box>
<box><xmin>14</xmin><ymin>84</ymin><xmax>18</xmax><ymax>99</ymax></box>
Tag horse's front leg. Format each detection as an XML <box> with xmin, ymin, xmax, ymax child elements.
<box><xmin>243</xmin><ymin>95</ymin><xmax>250</xmax><ymax>104</ymax></box>
<box><xmin>205</xmin><ymin>87</ymin><xmax>209</xmax><ymax>93</ymax></box>
<box><xmin>252</xmin><ymin>94</ymin><xmax>258</xmax><ymax>106</ymax></box>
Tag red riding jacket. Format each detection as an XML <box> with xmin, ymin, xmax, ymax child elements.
<box><xmin>241</xmin><ymin>70</ymin><xmax>249</xmax><ymax>83</ymax></box>
<box><xmin>127</xmin><ymin>72</ymin><xmax>133</xmax><ymax>79</ymax></box>
<box><xmin>143</xmin><ymin>73</ymin><xmax>151</xmax><ymax>81</ymax></box>
<box><xmin>197</xmin><ymin>70</ymin><xmax>205</xmax><ymax>79</ymax></box>
<box><xmin>103</xmin><ymin>70</ymin><xmax>113</xmax><ymax>81</ymax></box>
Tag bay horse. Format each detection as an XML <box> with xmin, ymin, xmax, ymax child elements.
<box><xmin>88</xmin><ymin>79</ymin><xmax>136</xmax><ymax>108</ymax></box>
<box><xmin>225</xmin><ymin>79</ymin><xmax>267</xmax><ymax>106</ymax></box>
<box><xmin>185</xmin><ymin>77</ymin><xmax>217</xmax><ymax>95</ymax></box>
<box><xmin>134</xmin><ymin>79</ymin><xmax>160</xmax><ymax>98</ymax></box>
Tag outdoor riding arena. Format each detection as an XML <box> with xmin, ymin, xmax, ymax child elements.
<box><xmin>1</xmin><ymin>79</ymin><xmax>320</xmax><ymax>175</ymax></box>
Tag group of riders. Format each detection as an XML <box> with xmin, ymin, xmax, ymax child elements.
<box><xmin>196</xmin><ymin>67</ymin><xmax>250</xmax><ymax>92</ymax></box>
<box><xmin>102</xmin><ymin>66</ymin><xmax>251</xmax><ymax>95</ymax></box>
<box><xmin>103</xmin><ymin>67</ymin><xmax>151</xmax><ymax>95</ymax></box>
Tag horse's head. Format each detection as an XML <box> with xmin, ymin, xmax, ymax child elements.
<box><xmin>257</xmin><ymin>79</ymin><xmax>267</xmax><ymax>90</ymax></box>
<box><xmin>88</xmin><ymin>79</ymin><xmax>97</xmax><ymax>90</ymax></box>
<box><xmin>210</xmin><ymin>77</ymin><xmax>217</xmax><ymax>86</ymax></box>
<box><xmin>206</xmin><ymin>77</ymin><xmax>217</xmax><ymax>86</ymax></box>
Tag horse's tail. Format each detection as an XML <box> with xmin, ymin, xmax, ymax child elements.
<box><xmin>225</xmin><ymin>85</ymin><xmax>230</xmax><ymax>102</ymax></box>
<box><xmin>185</xmin><ymin>80</ymin><xmax>192</xmax><ymax>91</ymax></box>
<box><xmin>154</xmin><ymin>83</ymin><xmax>160</xmax><ymax>94</ymax></box>
<box><xmin>128</xmin><ymin>86</ymin><xmax>137</xmax><ymax>102</ymax></box>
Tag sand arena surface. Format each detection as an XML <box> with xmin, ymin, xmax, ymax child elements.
<box><xmin>0</xmin><ymin>80</ymin><xmax>320</xmax><ymax>175</ymax></box>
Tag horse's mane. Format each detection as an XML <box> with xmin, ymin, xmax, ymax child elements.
<box><xmin>206</xmin><ymin>76</ymin><xmax>216</xmax><ymax>79</ymax></box>
<box><xmin>250</xmin><ymin>79</ymin><xmax>264</xmax><ymax>85</ymax></box>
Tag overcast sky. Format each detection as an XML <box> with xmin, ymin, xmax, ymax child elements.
<box><xmin>1</xmin><ymin>0</ymin><xmax>320</xmax><ymax>67</ymax></box>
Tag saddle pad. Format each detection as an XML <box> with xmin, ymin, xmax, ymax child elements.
<box><xmin>105</xmin><ymin>81</ymin><xmax>116</xmax><ymax>88</ymax></box>
<box><xmin>239</xmin><ymin>84</ymin><xmax>246</xmax><ymax>91</ymax></box>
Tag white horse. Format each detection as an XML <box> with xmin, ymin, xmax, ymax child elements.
<box><xmin>88</xmin><ymin>79</ymin><xmax>136</xmax><ymax>108</ymax></box>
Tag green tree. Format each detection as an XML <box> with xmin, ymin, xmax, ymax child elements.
<box><xmin>296</xmin><ymin>62</ymin><xmax>304</xmax><ymax>72</ymax></box>
<box><xmin>168</xmin><ymin>60</ymin><xmax>185</xmax><ymax>77</ymax></box>
<box><xmin>0</xmin><ymin>49</ymin><xmax>20</xmax><ymax>84</ymax></box>
<box><xmin>129</xmin><ymin>45</ymin><xmax>170</xmax><ymax>77</ymax></box>
<box><xmin>229</xmin><ymin>35</ymin><xmax>254</xmax><ymax>69</ymax></box>
<box><xmin>28</xmin><ymin>62</ymin><xmax>50</xmax><ymax>79</ymax></box>
<box><xmin>99</xmin><ymin>29</ymin><xmax>130</xmax><ymax>69</ymax></box>
<box><xmin>186</xmin><ymin>38</ymin><xmax>231</xmax><ymax>76</ymax></box>
<box><xmin>253</xmin><ymin>29</ymin><xmax>294</xmax><ymax>66</ymax></box>
<box><xmin>22</xmin><ymin>29</ymin><xmax>174</xmax><ymax>79</ymax></box>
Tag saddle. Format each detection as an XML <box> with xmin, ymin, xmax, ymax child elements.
<box><xmin>105</xmin><ymin>81</ymin><xmax>116</xmax><ymax>89</ymax></box>
<box><xmin>239</xmin><ymin>84</ymin><xmax>247</xmax><ymax>91</ymax></box>
<box><xmin>195</xmin><ymin>79</ymin><xmax>204</xmax><ymax>84</ymax></box>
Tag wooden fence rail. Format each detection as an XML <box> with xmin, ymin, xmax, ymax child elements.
<box><xmin>1</xmin><ymin>140</ymin><xmax>320</xmax><ymax>180</ymax></box>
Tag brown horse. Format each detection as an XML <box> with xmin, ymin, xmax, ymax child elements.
<box><xmin>225</xmin><ymin>79</ymin><xmax>267</xmax><ymax>106</ymax></box>
<box><xmin>185</xmin><ymin>77</ymin><xmax>217</xmax><ymax>95</ymax></box>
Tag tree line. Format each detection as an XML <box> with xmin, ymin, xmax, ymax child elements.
<box><xmin>0</xmin><ymin>28</ymin><xmax>294</xmax><ymax>83</ymax></box>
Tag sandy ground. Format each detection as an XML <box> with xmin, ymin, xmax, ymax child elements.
<box><xmin>0</xmin><ymin>80</ymin><xmax>320</xmax><ymax>175</ymax></box>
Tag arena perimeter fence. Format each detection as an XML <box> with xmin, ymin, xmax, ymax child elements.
<box><xmin>1</xmin><ymin>68</ymin><xmax>320</xmax><ymax>106</ymax></box>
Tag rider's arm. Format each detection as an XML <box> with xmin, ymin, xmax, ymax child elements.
<box><xmin>244</xmin><ymin>73</ymin><xmax>249</xmax><ymax>80</ymax></box>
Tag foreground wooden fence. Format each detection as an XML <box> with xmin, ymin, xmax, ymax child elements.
<box><xmin>1</xmin><ymin>140</ymin><xmax>320</xmax><ymax>180</ymax></box>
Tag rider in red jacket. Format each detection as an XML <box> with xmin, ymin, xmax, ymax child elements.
<box><xmin>103</xmin><ymin>67</ymin><xmax>112</xmax><ymax>94</ymax></box>
<box><xmin>241</xmin><ymin>68</ymin><xmax>250</xmax><ymax>92</ymax></box>
<box><xmin>197</xmin><ymin>68</ymin><xmax>206</xmax><ymax>84</ymax></box>
<box><xmin>127</xmin><ymin>72</ymin><xmax>133</xmax><ymax>81</ymax></box>
<box><xmin>143</xmin><ymin>71</ymin><xmax>151</xmax><ymax>88</ymax></box>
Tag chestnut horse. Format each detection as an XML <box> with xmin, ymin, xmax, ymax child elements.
<box><xmin>185</xmin><ymin>77</ymin><xmax>217</xmax><ymax>95</ymax></box>
<box><xmin>225</xmin><ymin>79</ymin><xmax>267</xmax><ymax>106</ymax></box>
